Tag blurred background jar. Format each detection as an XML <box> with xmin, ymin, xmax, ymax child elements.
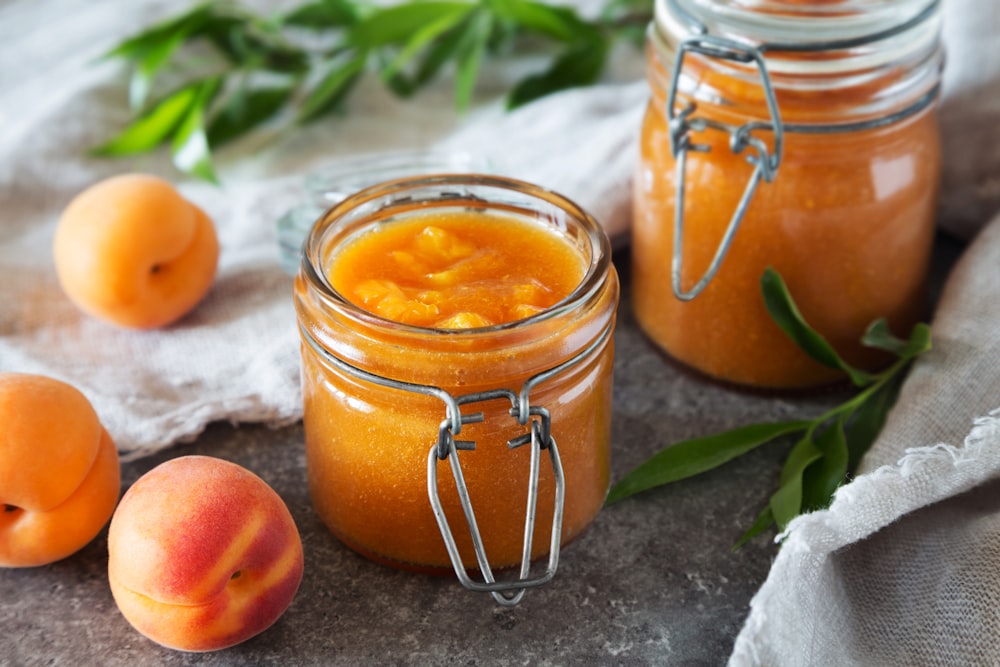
<box><xmin>632</xmin><ymin>0</ymin><xmax>944</xmax><ymax>389</ymax></box>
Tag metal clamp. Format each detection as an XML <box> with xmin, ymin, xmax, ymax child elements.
<box><xmin>428</xmin><ymin>392</ymin><xmax>564</xmax><ymax>606</ymax></box>
<box><xmin>667</xmin><ymin>35</ymin><xmax>784</xmax><ymax>301</ymax></box>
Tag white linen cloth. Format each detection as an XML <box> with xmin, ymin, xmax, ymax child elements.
<box><xmin>2</xmin><ymin>0</ymin><xmax>1000</xmax><ymax>664</ymax></box>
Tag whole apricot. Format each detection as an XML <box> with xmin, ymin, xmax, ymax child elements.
<box><xmin>0</xmin><ymin>373</ymin><xmax>121</xmax><ymax>567</ymax></box>
<box><xmin>53</xmin><ymin>174</ymin><xmax>220</xmax><ymax>329</ymax></box>
<box><xmin>108</xmin><ymin>455</ymin><xmax>304</xmax><ymax>652</ymax></box>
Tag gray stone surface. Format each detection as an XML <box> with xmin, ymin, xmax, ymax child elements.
<box><xmin>0</xmin><ymin>237</ymin><xmax>965</xmax><ymax>666</ymax></box>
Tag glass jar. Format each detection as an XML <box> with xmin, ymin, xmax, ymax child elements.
<box><xmin>294</xmin><ymin>175</ymin><xmax>619</xmax><ymax>604</ymax></box>
<box><xmin>632</xmin><ymin>0</ymin><xmax>944</xmax><ymax>389</ymax></box>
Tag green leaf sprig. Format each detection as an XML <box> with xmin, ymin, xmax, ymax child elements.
<box><xmin>607</xmin><ymin>267</ymin><xmax>931</xmax><ymax>548</ymax></box>
<box><xmin>91</xmin><ymin>0</ymin><xmax>653</xmax><ymax>181</ymax></box>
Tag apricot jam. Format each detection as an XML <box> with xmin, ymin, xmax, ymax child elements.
<box><xmin>327</xmin><ymin>213</ymin><xmax>585</xmax><ymax>329</ymax></box>
<box><xmin>632</xmin><ymin>0</ymin><xmax>944</xmax><ymax>388</ymax></box>
<box><xmin>294</xmin><ymin>176</ymin><xmax>618</xmax><ymax>589</ymax></box>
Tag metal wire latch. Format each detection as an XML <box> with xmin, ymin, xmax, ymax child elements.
<box><xmin>667</xmin><ymin>34</ymin><xmax>784</xmax><ymax>301</ymax></box>
<box><xmin>427</xmin><ymin>391</ymin><xmax>564</xmax><ymax>607</ymax></box>
<box><xmin>661</xmin><ymin>0</ymin><xmax>942</xmax><ymax>301</ymax></box>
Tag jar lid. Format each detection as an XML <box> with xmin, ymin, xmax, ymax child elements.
<box><xmin>655</xmin><ymin>0</ymin><xmax>942</xmax><ymax>74</ymax></box>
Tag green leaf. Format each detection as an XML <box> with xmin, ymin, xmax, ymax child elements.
<box><xmin>297</xmin><ymin>53</ymin><xmax>367</xmax><ymax>123</ymax></box>
<box><xmin>411</xmin><ymin>19</ymin><xmax>468</xmax><ymax>88</ymax></box>
<box><xmin>378</xmin><ymin>4</ymin><xmax>473</xmax><ymax>81</ymax></box>
<box><xmin>204</xmin><ymin>17</ymin><xmax>310</xmax><ymax>73</ymax></box>
<box><xmin>844</xmin><ymin>374</ymin><xmax>903</xmax><ymax>471</ymax></box>
<box><xmin>170</xmin><ymin>78</ymin><xmax>222</xmax><ymax>183</ymax></box>
<box><xmin>800</xmin><ymin>417</ymin><xmax>849</xmax><ymax>512</ymax></box>
<box><xmin>488</xmin><ymin>0</ymin><xmax>585</xmax><ymax>42</ymax></box>
<box><xmin>100</xmin><ymin>3</ymin><xmax>216</xmax><ymax>111</ymax></box>
<box><xmin>207</xmin><ymin>83</ymin><xmax>295</xmax><ymax>147</ymax></box>
<box><xmin>90</xmin><ymin>83</ymin><xmax>202</xmax><ymax>156</ymax></box>
<box><xmin>732</xmin><ymin>504</ymin><xmax>775</xmax><ymax>550</ymax></box>
<box><xmin>453</xmin><ymin>9</ymin><xmax>493</xmax><ymax>110</ymax></box>
<box><xmin>862</xmin><ymin>319</ymin><xmax>932</xmax><ymax>360</ymax></box>
<box><xmin>201</xmin><ymin>15</ymin><xmax>254</xmax><ymax>62</ymax></box>
<box><xmin>506</xmin><ymin>36</ymin><xmax>608</xmax><ymax>108</ymax></box>
<box><xmin>761</xmin><ymin>267</ymin><xmax>874</xmax><ymax>387</ymax></box>
<box><xmin>101</xmin><ymin>3</ymin><xmax>213</xmax><ymax>61</ymax></box>
<box><xmin>380</xmin><ymin>6</ymin><xmax>477</xmax><ymax>99</ymax></box>
<box><xmin>348</xmin><ymin>2</ymin><xmax>475</xmax><ymax>49</ymax></box>
<box><xmin>484</xmin><ymin>12</ymin><xmax>520</xmax><ymax>53</ymax></box>
<box><xmin>606</xmin><ymin>420</ymin><xmax>810</xmax><ymax>505</ymax></box>
<box><xmin>769</xmin><ymin>435</ymin><xmax>822</xmax><ymax>529</ymax></box>
<box><xmin>761</xmin><ymin>266</ymin><xmax>840</xmax><ymax>370</ymax></box>
<box><xmin>127</xmin><ymin>29</ymin><xmax>188</xmax><ymax>111</ymax></box>
<box><xmin>600</xmin><ymin>0</ymin><xmax>655</xmax><ymax>21</ymax></box>
<box><xmin>381</xmin><ymin>68</ymin><xmax>418</xmax><ymax>98</ymax></box>
<box><xmin>283</xmin><ymin>0</ymin><xmax>363</xmax><ymax>28</ymax></box>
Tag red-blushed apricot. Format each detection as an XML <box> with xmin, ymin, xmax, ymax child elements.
<box><xmin>53</xmin><ymin>173</ymin><xmax>220</xmax><ymax>329</ymax></box>
<box><xmin>0</xmin><ymin>373</ymin><xmax>121</xmax><ymax>567</ymax></box>
<box><xmin>107</xmin><ymin>455</ymin><xmax>304</xmax><ymax>652</ymax></box>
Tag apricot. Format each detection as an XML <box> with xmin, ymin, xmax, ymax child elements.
<box><xmin>53</xmin><ymin>173</ymin><xmax>220</xmax><ymax>329</ymax></box>
<box><xmin>0</xmin><ymin>373</ymin><xmax>121</xmax><ymax>567</ymax></box>
<box><xmin>108</xmin><ymin>455</ymin><xmax>304</xmax><ymax>652</ymax></box>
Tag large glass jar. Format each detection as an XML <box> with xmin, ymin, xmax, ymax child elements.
<box><xmin>632</xmin><ymin>0</ymin><xmax>944</xmax><ymax>389</ymax></box>
<box><xmin>294</xmin><ymin>175</ymin><xmax>619</xmax><ymax>604</ymax></box>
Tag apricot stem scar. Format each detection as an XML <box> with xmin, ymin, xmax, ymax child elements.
<box><xmin>3</xmin><ymin>504</ymin><xmax>18</xmax><ymax>512</ymax></box>
<box><xmin>230</xmin><ymin>570</ymin><xmax>242</xmax><ymax>579</ymax></box>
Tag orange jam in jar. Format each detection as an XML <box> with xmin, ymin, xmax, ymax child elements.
<box><xmin>633</xmin><ymin>0</ymin><xmax>944</xmax><ymax>388</ymax></box>
<box><xmin>294</xmin><ymin>175</ymin><xmax>619</xmax><ymax>599</ymax></box>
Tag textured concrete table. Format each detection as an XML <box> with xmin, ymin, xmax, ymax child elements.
<box><xmin>1</xmin><ymin>238</ymin><xmax>964</xmax><ymax>666</ymax></box>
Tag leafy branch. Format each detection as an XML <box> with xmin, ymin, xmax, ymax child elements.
<box><xmin>606</xmin><ymin>267</ymin><xmax>931</xmax><ymax>549</ymax></box>
<box><xmin>91</xmin><ymin>0</ymin><xmax>653</xmax><ymax>182</ymax></box>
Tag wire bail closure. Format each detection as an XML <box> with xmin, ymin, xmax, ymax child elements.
<box><xmin>427</xmin><ymin>392</ymin><xmax>564</xmax><ymax>607</ymax></box>
<box><xmin>666</xmin><ymin>35</ymin><xmax>784</xmax><ymax>301</ymax></box>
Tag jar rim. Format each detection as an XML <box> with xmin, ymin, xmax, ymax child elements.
<box><xmin>299</xmin><ymin>173</ymin><xmax>614</xmax><ymax>339</ymax></box>
<box><xmin>655</xmin><ymin>0</ymin><xmax>942</xmax><ymax>75</ymax></box>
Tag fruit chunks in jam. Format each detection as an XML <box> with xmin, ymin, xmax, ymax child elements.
<box><xmin>328</xmin><ymin>212</ymin><xmax>584</xmax><ymax>329</ymax></box>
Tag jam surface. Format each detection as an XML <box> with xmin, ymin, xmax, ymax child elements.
<box><xmin>328</xmin><ymin>212</ymin><xmax>584</xmax><ymax>329</ymax></box>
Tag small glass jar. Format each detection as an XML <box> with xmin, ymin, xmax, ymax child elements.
<box><xmin>294</xmin><ymin>175</ymin><xmax>619</xmax><ymax>603</ymax></box>
<box><xmin>632</xmin><ymin>0</ymin><xmax>944</xmax><ymax>388</ymax></box>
